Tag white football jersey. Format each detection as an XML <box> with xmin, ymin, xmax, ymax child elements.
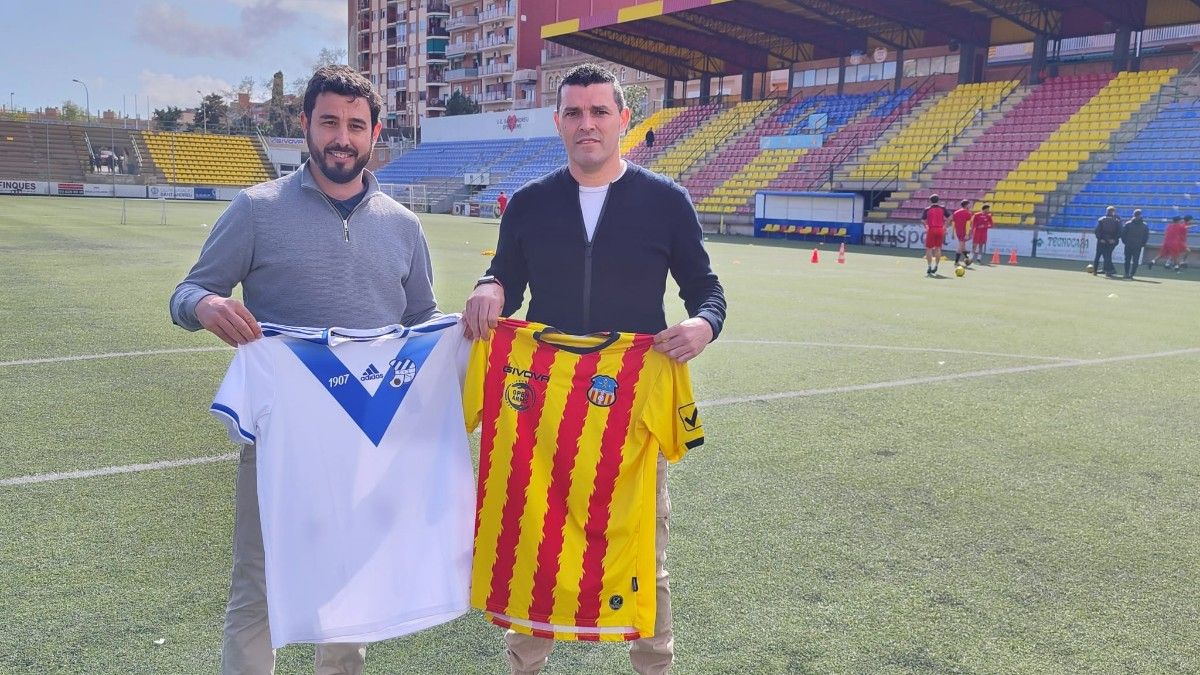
<box><xmin>211</xmin><ymin>316</ymin><xmax>474</xmax><ymax>648</ymax></box>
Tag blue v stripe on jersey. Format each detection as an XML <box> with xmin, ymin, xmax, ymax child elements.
<box><xmin>282</xmin><ymin>332</ymin><xmax>442</xmax><ymax>445</ymax></box>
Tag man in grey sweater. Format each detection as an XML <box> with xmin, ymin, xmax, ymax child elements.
<box><xmin>170</xmin><ymin>65</ymin><xmax>439</xmax><ymax>675</ymax></box>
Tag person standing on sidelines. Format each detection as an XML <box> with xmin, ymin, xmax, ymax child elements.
<box><xmin>970</xmin><ymin>203</ymin><xmax>992</xmax><ymax>262</ymax></box>
<box><xmin>951</xmin><ymin>199</ymin><xmax>973</xmax><ymax>267</ymax></box>
<box><xmin>496</xmin><ymin>190</ymin><xmax>508</xmax><ymax>217</ymax></box>
<box><xmin>170</xmin><ymin>65</ymin><xmax>442</xmax><ymax>675</ymax></box>
<box><xmin>1120</xmin><ymin>209</ymin><xmax>1149</xmax><ymax>279</ymax></box>
<box><xmin>921</xmin><ymin>194</ymin><xmax>951</xmax><ymax>276</ymax></box>
<box><xmin>1093</xmin><ymin>206</ymin><xmax>1122</xmax><ymax>277</ymax></box>
<box><xmin>462</xmin><ymin>62</ymin><xmax>726</xmax><ymax>675</ymax></box>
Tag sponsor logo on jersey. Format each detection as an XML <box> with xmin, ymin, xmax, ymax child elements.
<box><xmin>505</xmin><ymin>381</ymin><xmax>535</xmax><ymax>412</ymax></box>
<box><xmin>677</xmin><ymin>403</ymin><xmax>701</xmax><ymax>431</ymax></box>
<box><xmin>503</xmin><ymin>365</ymin><xmax>549</xmax><ymax>382</ymax></box>
<box><xmin>609</xmin><ymin>594</ymin><xmax>624</xmax><ymax>610</ymax></box>
<box><xmin>360</xmin><ymin>363</ymin><xmax>385</xmax><ymax>381</ymax></box>
<box><xmin>587</xmin><ymin>375</ymin><xmax>618</xmax><ymax>407</ymax></box>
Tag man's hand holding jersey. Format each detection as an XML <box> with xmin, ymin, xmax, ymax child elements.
<box><xmin>196</xmin><ymin>295</ymin><xmax>262</xmax><ymax>347</ymax></box>
<box><xmin>462</xmin><ymin>280</ymin><xmax>504</xmax><ymax>340</ymax></box>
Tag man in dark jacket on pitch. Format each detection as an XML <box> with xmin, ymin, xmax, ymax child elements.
<box><xmin>1093</xmin><ymin>206</ymin><xmax>1122</xmax><ymax>277</ymax></box>
<box><xmin>1121</xmin><ymin>209</ymin><xmax>1149</xmax><ymax>279</ymax></box>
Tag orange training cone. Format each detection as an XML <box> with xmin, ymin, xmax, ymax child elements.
<box><xmin>1008</xmin><ymin>248</ymin><xmax>1018</xmax><ymax>265</ymax></box>
<box><xmin>837</xmin><ymin>242</ymin><xmax>846</xmax><ymax>264</ymax></box>
<box><xmin>990</xmin><ymin>250</ymin><xmax>1001</xmax><ymax>264</ymax></box>
<box><xmin>811</xmin><ymin>248</ymin><xmax>820</xmax><ymax>263</ymax></box>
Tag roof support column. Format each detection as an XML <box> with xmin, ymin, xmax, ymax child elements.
<box><xmin>1113</xmin><ymin>27</ymin><xmax>1131</xmax><ymax>73</ymax></box>
<box><xmin>894</xmin><ymin>48</ymin><xmax>905</xmax><ymax>92</ymax></box>
<box><xmin>837</xmin><ymin>55</ymin><xmax>845</xmax><ymax>95</ymax></box>
<box><xmin>699</xmin><ymin>75</ymin><xmax>712</xmax><ymax>104</ymax></box>
<box><xmin>1030</xmin><ymin>33</ymin><xmax>1048</xmax><ymax>85</ymax></box>
<box><xmin>958</xmin><ymin>43</ymin><xmax>979</xmax><ymax>84</ymax></box>
<box><xmin>742</xmin><ymin>70</ymin><xmax>754</xmax><ymax>101</ymax></box>
<box><xmin>664</xmin><ymin>77</ymin><xmax>676</xmax><ymax>108</ymax></box>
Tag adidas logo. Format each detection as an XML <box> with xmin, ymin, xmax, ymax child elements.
<box><xmin>360</xmin><ymin>364</ymin><xmax>384</xmax><ymax>381</ymax></box>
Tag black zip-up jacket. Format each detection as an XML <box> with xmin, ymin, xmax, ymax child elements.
<box><xmin>1121</xmin><ymin>217</ymin><xmax>1149</xmax><ymax>248</ymax></box>
<box><xmin>485</xmin><ymin>163</ymin><xmax>726</xmax><ymax>338</ymax></box>
<box><xmin>1095</xmin><ymin>215</ymin><xmax>1122</xmax><ymax>243</ymax></box>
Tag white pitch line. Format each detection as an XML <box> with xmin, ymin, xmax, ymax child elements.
<box><xmin>0</xmin><ymin>453</ymin><xmax>238</xmax><ymax>487</ymax></box>
<box><xmin>0</xmin><ymin>346</ymin><xmax>230</xmax><ymax>368</ymax></box>
<box><xmin>3</xmin><ymin>346</ymin><xmax>1197</xmax><ymax>489</ymax></box>
<box><xmin>699</xmin><ymin>347</ymin><xmax>1200</xmax><ymax>407</ymax></box>
<box><xmin>720</xmin><ymin>339</ymin><xmax>1077</xmax><ymax>362</ymax></box>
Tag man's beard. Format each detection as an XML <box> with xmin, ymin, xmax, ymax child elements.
<box><xmin>309</xmin><ymin>140</ymin><xmax>371</xmax><ymax>184</ymax></box>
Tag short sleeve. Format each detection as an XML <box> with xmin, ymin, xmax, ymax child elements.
<box><xmin>210</xmin><ymin>341</ymin><xmax>273</xmax><ymax>445</ymax></box>
<box><xmin>463</xmin><ymin>336</ymin><xmax>492</xmax><ymax>433</ymax></box>
<box><xmin>642</xmin><ymin>358</ymin><xmax>704</xmax><ymax>463</ymax></box>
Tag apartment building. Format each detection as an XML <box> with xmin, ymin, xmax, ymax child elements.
<box><xmin>351</xmin><ymin>0</ymin><xmax>666</xmax><ymax>135</ymax></box>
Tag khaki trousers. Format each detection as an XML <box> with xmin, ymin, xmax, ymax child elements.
<box><xmin>506</xmin><ymin>454</ymin><xmax>674</xmax><ymax>675</ymax></box>
<box><xmin>222</xmin><ymin>444</ymin><xmax>367</xmax><ymax>675</ymax></box>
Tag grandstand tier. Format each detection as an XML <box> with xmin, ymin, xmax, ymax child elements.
<box><xmin>142</xmin><ymin>132</ymin><xmax>272</xmax><ymax>186</ymax></box>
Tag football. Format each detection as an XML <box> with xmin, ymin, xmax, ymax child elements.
<box><xmin>1086</xmin><ymin>264</ymin><xmax>1095</xmax><ymax>273</ymax></box>
<box><xmin>955</xmin><ymin>266</ymin><xmax>966</xmax><ymax>277</ymax></box>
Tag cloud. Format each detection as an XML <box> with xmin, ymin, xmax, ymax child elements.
<box><xmin>138</xmin><ymin>71</ymin><xmax>234</xmax><ymax>109</ymax></box>
<box><xmin>134</xmin><ymin>1</ymin><xmax>300</xmax><ymax>59</ymax></box>
<box><xmin>227</xmin><ymin>0</ymin><xmax>345</xmax><ymax>39</ymax></box>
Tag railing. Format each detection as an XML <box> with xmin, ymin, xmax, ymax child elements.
<box><xmin>480</xmin><ymin>62</ymin><xmax>514</xmax><ymax>76</ymax></box>
<box><xmin>514</xmin><ymin>69</ymin><xmax>537</xmax><ymax>82</ymax></box>
<box><xmin>481</xmin><ymin>35</ymin><xmax>513</xmax><ymax>49</ymax></box>
<box><xmin>479</xmin><ymin>4</ymin><xmax>515</xmax><ymax>23</ymax></box>
<box><xmin>445</xmin><ymin>67</ymin><xmax>479</xmax><ymax>81</ymax></box>
<box><xmin>446</xmin><ymin>40</ymin><xmax>478</xmax><ymax>57</ymax></box>
<box><xmin>427</xmin><ymin>1</ymin><xmax>450</xmax><ymax>13</ymax></box>
<box><xmin>481</xmin><ymin>90</ymin><xmax>513</xmax><ymax>103</ymax></box>
<box><xmin>448</xmin><ymin>15</ymin><xmax>478</xmax><ymax>30</ymax></box>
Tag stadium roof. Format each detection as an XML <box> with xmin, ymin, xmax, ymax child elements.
<box><xmin>541</xmin><ymin>0</ymin><xmax>1200</xmax><ymax>80</ymax></box>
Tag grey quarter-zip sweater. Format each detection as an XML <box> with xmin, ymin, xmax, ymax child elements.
<box><xmin>170</xmin><ymin>162</ymin><xmax>440</xmax><ymax>331</ymax></box>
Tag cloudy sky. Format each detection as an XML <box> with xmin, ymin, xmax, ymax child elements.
<box><xmin>3</xmin><ymin>0</ymin><xmax>347</xmax><ymax>117</ymax></box>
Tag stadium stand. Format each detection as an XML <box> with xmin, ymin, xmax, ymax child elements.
<box><xmin>888</xmin><ymin>74</ymin><xmax>1114</xmax><ymax>221</ymax></box>
<box><xmin>847</xmin><ymin>80</ymin><xmax>1018</xmax><ymax>184</ymax></box>
<box><xmin>141</xmin><ymin>132</ymin><xmax>273</xmax><ymax>186</ymax></box>
<box><xmin>0</xmin><ymin>120</ymin><xmax>87</xmax><ymax>182</ymax></box>
<box><xmin>374</xmin><ymin>138</ymin><xmax>525</xmax><ymax>210</ymax></box>
<box><xmin>472</xmin><ymin>136</ymin><xmax>566</xmax><ymax>205</ymax></box>
<box><xmin>985</xmin><ymin>69</ymin><xmax>1176</xmax><ymax>226</ymax></box>
<box><xmin>1049</xmin><ymin>99</ymin><xmax>1200</xmax><ymax>234</ymax></box>
<box><xmin>698</xmin><ymin>87</ymin><xmax>929</xmax><ymax>214</ymax></box>
<box><xmin>621</xmin><ymin>106</ymin><xmax>684</xmax><ymax>156</ymax></box>
<box><xmin>650</xmin><ymin>99</ymin><xmax>776</xmax><ymax>180</ymax></box>
<box><xmin>625</xmin><ymin>103</ymin><xmax>720</xmax><ymax>166</ymax></box>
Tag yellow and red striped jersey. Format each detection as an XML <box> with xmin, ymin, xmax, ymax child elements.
<box><xmin>464</xmin><ymin>318</ymin><xmax>703</xmax><ymax>641</ymax></box>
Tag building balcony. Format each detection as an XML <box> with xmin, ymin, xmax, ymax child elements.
<box><xmin>479</xmin><ymin>4</ymin><xmax>515</xmax><ymax>25</ymax></box>
<box><xmin>513</xmin><ymin>98</ymin><xmax>536</xmax><ymax>109</ymax></box>
<box><xmin>481</xmin><ymin>35</ymin><xmax>513</xmax><ymax>50</ymax></box>
<box><xmin>514</xmin><ymin>68</ymin><xmax>537</xmax><ymax>83</ymax></box>
<box><xmin>479</xmin><ymin>62</ymin><xmax>514</xmax><ymax>76</ymax></box>
<box><xmin>449</xmin><ymin>0</ymin><xmax>476</xmax><ymax>6</ymax></box>
<box><xmin>481</xmin><ymin>90</ymin><xmax>513</xmax><ymax>104</ymax></box>
<box><xmin>446</xmin><ymin>67</ymin><xmax>480</xmax><ymax>82</ymax></box>
<box><xmin>427</xmin><ymin>69</ymin><xmax>448</xmax><ymax>86</ymax></box>
<box><xmin>427</xmin><ymin>2</ymin><xmax>450</xmax><ymax>15</ymax></box>
<box><xmin>446</xmin><ymin>40</ymin><xmax>478</xmax><ymax>57</ymax></box>
<box><xmin>427</xmin><ymin>98</ymin><xmax>448</xmax><ymax>111</ymax></box>
<box><xmin>388</xmin><ymin>79</ymin><xmax>408</xmax><ymax>91</ymax></box>
<box><xmin>448</xmin><ymin>15</ymin><xmax>479</xmax><ymax>31</ymax></box>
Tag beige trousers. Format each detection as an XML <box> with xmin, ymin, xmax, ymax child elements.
<box><xmin>221</xmin><ymin>444</ymin><xmax>367</xmax><ymax>675</ymax></box>
<box><xmin>506</xmin><ymin>454</ymin><xmax>674</xmax><ymax>675</ymax></box>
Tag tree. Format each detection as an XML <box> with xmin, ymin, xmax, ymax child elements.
<box><xmin>266</xmin><ymin>71</ymin><xmax>301</xmax><ymax>137</ymax></box>
<box><xmin>60</xmin><ymin>100</ymin><xmax>85</xmax><ymax>122</ymax></box>
<box><xmin>446</xmin><ymin>90</ymin><xmax>481</xmax><ymax>116</ymax></box>
<box><xmin>195</xmin><ymin>93</ymin><xmax>229</xmax><ymax>132</ymax></box>
<box><xmin>624</xmin><ymin>85</ymin><xmax>649</xmax><ymax>127</ymax></box>
<box><xmin>290</xmin><ymin>47</ymin><xmax>349</xmax><ymax>95</ymax></box>
<box><xmin>153</xmin><ymin>106</ymin><xmax>184</xmax><ymax>131</ymax></box>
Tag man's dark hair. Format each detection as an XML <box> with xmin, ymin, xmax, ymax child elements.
<box><xmin>982</xmin><ymin>203</ymin><xmax>991</xmax><ymax>210</ymax></box>
<box><xmin>930</xmin><ymin>194</ymin><xmax>940</xmax><ymax>204</ymax></box>
<box><xmin>304</xmin><ymin>65</ymin><xmax>383</xmax><ymax>128</ymax></box>
<box><xmin>960</xmin><ymin>199</ymin><xmax>969</xmax><ymax>207</ymax></box>
<box><xmin>557</xmin><ymin>63</ymin><xmax>625</xmax><ymax>111</ymax></box>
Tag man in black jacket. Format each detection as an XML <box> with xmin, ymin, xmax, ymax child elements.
<box><xmin>1121</xmin><ymin>209</ymin><xmax>1149</xmax><ymax>279</ymax></box>
<box><xmin>463</xmin><ymin>63</ymin><xmax>725</xmax><ymax>675</ymax></box>
<box><xmin>1093</xmin><ymin>206</ymin><xmax>1122</xmax><ymax>277</ymax></box>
